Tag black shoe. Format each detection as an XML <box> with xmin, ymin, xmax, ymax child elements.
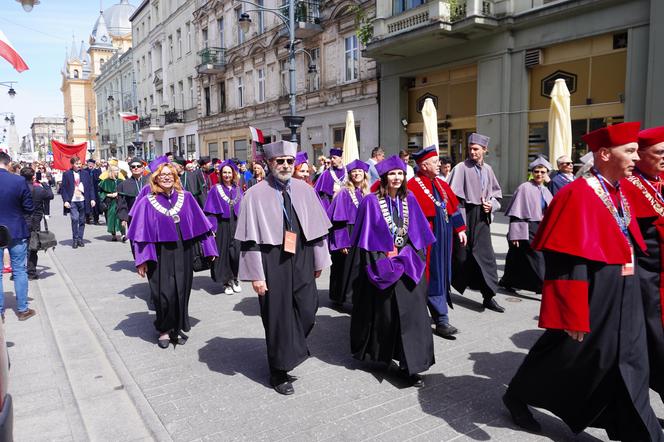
<box><xmin>78</xmin><ymin>239</ymin><xmax>85</xmax><ymax>247</ymax></box>
<box><xmin>121</xmin><ymin>235</ymin><xmax>127</xmax><ymax>243</ymax></box>
<box><xmin>435</xmin><ymin>323</ymin><xmax>459</xmax><ymax>338</ymax></box>
<box><xmin>111</xmin><ymin>235</ymin><xmax>117</xmax><ymax>242</ymax></box>
<box><xmin>157</xmin><ymin>337</ymin><xmax>170</xmax><ymax>349</ymax></box>
<box><xmin>171</xmin><ymin>331</ymin><xmax>188</xmax><ymax>345</ymax></box>
<box><xmin>498</xmin><ymin>280</ymin><xmax>517</xmax><ymax>293</ymax></box>
<box><xmin>503</xmin><ymin>391</ymin><xmax>541</xmax><ymax>433</ymax></box>
<box><xmin>72</xmin><ymin>241</ymin><xmax>78</xmax><ymax>249</ymax></box>
<box><xmin>410</xmin><ymin>374</ymin><xmax>424</xmax><ymax>388</ymax></box>
<box><xmin>27</xmin><ymin>274</ymin><xmax>39</xmax><ymax>280</ymax></box>
<box><xmin>273</xmin><ymin>380</ymin><xmax>294</xmax><ymax>395</ymax></box>
<box><xmin>483</xmin><ymin>298</ymin><xmax>505</xmax><ymax>313</ymax></box>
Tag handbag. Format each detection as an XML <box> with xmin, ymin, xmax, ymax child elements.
<box><xmin>29</xmin><ymin>216</ymin><xmax>58</xmax><ymax>252</ymax></box>
<box><xmin>192</xmin><ymin>239</ymin><xmax>211</xmax><ymax>272</ymax></box>
<box><xmin>0</xmin><ymin>225</ymin><xmax>11</xmax><ymax>248</ymax></box>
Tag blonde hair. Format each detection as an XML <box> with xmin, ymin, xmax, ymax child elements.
<box><xmin>342</xmin><ymin>168</ymin><xmax>370</xmax><ymax>196</ymax></box>
<box><xmin>149</xmin><ymin>163</ymin><xmax>183</xmax><ymax>194</ymax></box>
<box><xmin>252</xmin><ymin>163</ymin><xmax>266</xmax><ymax>180</ymax></box>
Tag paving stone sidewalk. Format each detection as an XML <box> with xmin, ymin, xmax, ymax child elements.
<box><xmin>5</xmin><ymin>198</ymin><xmax>663</xmax><ymax>441</ymax></box>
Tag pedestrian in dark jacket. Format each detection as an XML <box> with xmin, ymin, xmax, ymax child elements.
<box><xmin>20</xmin><ymin>167</ymin><xmax>54</xmax><ymax>280</ymax></box>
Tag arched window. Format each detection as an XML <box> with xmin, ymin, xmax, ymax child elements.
<box><xmin>100</xmin><ymin>58</ymin><xmax>105</xmax><ymax>65</ymax></box>
<box><xmin>73</xmin><ymin>69</ymin><xmax>79</xmax><ymax>78</ymax></box>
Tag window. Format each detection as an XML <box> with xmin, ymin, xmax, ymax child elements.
<box><xmin>333</xmin><ymin>125</ymin><xmax>361</xmax><ymax>148</ymax></box>
<box><xmin>344</xmin><ymin>35</ymin><xmax>359</xmax><ymax>82</ymax></box>
<box><xmin>188</xmin><ymin>77</ymin><xmax>194</xmax><ymax>108</ymax></box>
<box><xmin>208</xmin><ymin>142</ymin><xmax>219</xmax><ymax>158</ymax></box>
<box><xmin>202</xmin><ymin>27</ymin><xmax>208</xmax><ymax>49</ymax></box>
<box><xmin>236</xmin><ymin>7</ymin><xmax>245</xmax><ymax>44</ymax></box>
<box><xmin>218</xmin><ymin>81</ymin><xmax>226</xmax><ymax>113</ymax></box>
<box><xmin>234</xmin><ymin>139</ymin><xmax>248</xmax><ymax>160</ymax></box>
<box><xmin>223</xmin><ymin>141</ymin><xmax>229</xmax><ymax>159</ymax></box>
<box><xmin>148</xmin><ymin>15</ymin><xmax>151</xmax><ymax>30</ymax></box>
<box><xmin>392</xmin><ymin>0</ymin><xmax>424</xmax><ymax>15</ymax></box>
<box><xmin>73</xmin><ymin>69</ymin><xmax>79</xmax><ymax>78</ymax></box>
<box><xmin>308</xmin><ymin>48</ymin><xmax>320</xmax><ymax>92</ymax></box>
<box><xmin>168</xmin><ymin>35</ymin><xmax>173</xmax><ymax>63</ymax></box>
<box><xmin>185</xmin><ymin>22</ymin><xmax>191</xmax><ymax>52</ymax></box>
<box><xmin>142</xmin><ymin>56</ymin><xmax>146</xmax><ymax>78</ymax></box>
<box><xmin>149</xmin><ymin>94</ymin><xmax>154</xmax><ymax>111</ymax></box>
<box><xmin>257</xmin><ymin>68</ymin><xmax>265</xmax><ymax>102</ymax></box>
<box><xmin>136</xmin><ymin>61</ymin><xmax>140</xmax><ymax>78</ymax></box>
<box><xmin>100</xmin><ymin>58</ymin><xmax>105</xmax><ymax>66</ymax></box>
<box><xmin>257</xmin><ymin>0</ymin><xmax>265</xmax><ymax>33</ymax></box>
<box><xmin>178</xmin><ymin>81</ymin><xmax>185</xmax><ymax>109</ymax></box>
<box><xmin>204</xmin><ymin>86</ymin><xmax>211</xmax><ymax>116</ymax></box>
<box><xmin>186</xmin><ymin>134</ymin><xmax>196</xmax><ymax>155</ymax></box>
<box><xmin>176</xmin><ymin>29</ymin><xmax>182</xmax><ymax>58</ymax></box>
<box><xmin>280</xmin><ymin>59</ymin><xmax>288</xmax><ymax>96</ymax></box>
<box><xmin>170</xmin><ymin>84</ymin><xmax>176</xmax><ymax>109</ymax></box>
<box><xmin>237</xmin><ymin>76</ymin><xmax>244</xmax><ymax>108</ymax></box>
<box><xmin>178</xmin><ymin>136</ymin><xmax>185</xmax><ymax>155</ymax></box>
<box><xmin>169</xmin><ymin>137</ymin><xmax>177</xmax><ymax>152</ymax></box>
<box><xmin>218</xmin><ymin>18</ymin><xmax>224</xmax><ymax>48</ymax></box>
<box><xmin>148</xmin><ymin>51</ymin><xmax>153</xmax><ymax>74</ymax></box>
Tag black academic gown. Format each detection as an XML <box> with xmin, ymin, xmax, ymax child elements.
<box><xmin>117</xmin><ymin>175</ymin><xmax>149</xmax><ymax>223</ymax></box>
<box><xmin>241</xmin><ymin>192</ymin><xmax>320</xmax><ymax>372</ymax></box>
<box><xmin>500</xmin><ymin>219</ymin><xmax>544</xmax><ymax>293</ymax></box>
<box><xmin>181</xmin><ymin>170</ymin><xmax>207</xmax><ymax>208</ymax></box>
<box><xmin>210</xmin><ymin>212</ymin><xmax>240</xmax><ymax>285</ymax></box>
<box><xmin>508</xmin><ymin>248</ymin><xmax>663</xmax><ymax>441</ymax></box>
<box><xmin>451</xmin><ymin>203</ymin><xmax>499</xmax><ymax>298</ymax></box>
<box><xmin>350</xmin><ymin>211</ymin><xmax>435</xmax><ymax>375</ymax></box>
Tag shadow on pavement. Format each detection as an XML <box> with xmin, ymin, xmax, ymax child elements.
<box><xmin>192</xmin><ymin>275</ymin><xmax>225</xmax><ymax>295</ymax></box>
<box><xmin>118</xmin><ymin>282</ymin><xmax>153</xmax><ymax>310</ymax></box>
<box><xmin>232</xmin><ymin>297</ymin><xmax>260</xmax><ymax>317</ymax></box>
<box><xmin>450</xmin><ymin>293</ymin><xmax>485</xmax><ymax>312</ymax></box>
<box><xmin>108</xmin><ymin>260</ymin><xmax>137</xmax><ymax>273</ymax></box>
<box><xmin>114</xmin><ymin>311</ymin><xmax>200</xmax><ymax>344</ymax></box>
<box><xmin>198</xmin><ymin>336</ymin><xmax>270</xmax><ymax>388</ymax></box>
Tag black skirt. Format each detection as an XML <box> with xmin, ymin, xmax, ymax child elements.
<box><xmin>210</xmin><ymin>215</ymin><xmax>240</xmax><ymax>285</ymax></box>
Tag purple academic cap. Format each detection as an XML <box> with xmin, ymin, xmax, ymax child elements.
<box><xmin>375</xmin><ymin>155</ymin><xmax>407</xmax><ymax>176</ymax></box>
<box><xmin>218</xmin><ymin>159</ymin><xmax>239</xmax><ymax>172</ymax></box>
<box><xmin>346</xmin><ymin>159</ymin><xmax>370</xmax><ymax>173</ymax></box>
<box><xmin>330</xmin><ymin>147</ymin><xmax>343</xmax><ymax>157</ymax></box>
<box><xmin>148</xmin><ymin>155</ymin><xmax>169</xmax><ymax>171</ymax></box>
<box><xmin>295</xmin><ymin>151</ymin><xmax>309</xmax><ymax>166</ymax></box>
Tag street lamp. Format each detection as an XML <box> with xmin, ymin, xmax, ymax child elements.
<box><xmin>0</xmin><ymin>82</ymin><xmax>17</xmax><ymax>98</ymax></box>
<box><xmin>16</xmin><ymin>0</ymin><xmax>40</xmax><ymax>12</ymax></box>
<box><xmin>236</xmin><ymin>0</ymin><xmax>318</xmax><ymax>142</ymax></box>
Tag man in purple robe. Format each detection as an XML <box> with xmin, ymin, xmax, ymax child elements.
<box><xmin>314</xmin><ymin>148</ymin><xmax>346</xmax><ymax>210</ymax></box>
<box><xmin>235</xmin><ymin>140</ymin><xmax>332</xmax><ymax>395</ymax></box>
<box><xmin>448</xmin><ymin>133</ymin><xmax>505</xmax><ymax>312</ymax></box>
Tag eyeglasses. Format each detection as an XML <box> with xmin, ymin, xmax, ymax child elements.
<box><xmin>157</xmin><ymin>174</ymin><xmax>174</xmax><ymax>180</ymax></box>
<box><xmin>275</xmin><ymin>158</ymin><xmax>295</xmax><ymax>165</ymax></box>
<box><xmin>559</xmin><ymin>162</ymin><xmax>573</xmax><ymax>166</ymax></box>
<box><xmin>532</xmin><ymin>170</ymin><xmax>547</xmax><ymax>175</ymax></box>
<box><xmin>130</xmin><ymin>164</ymin><xmax>143</xmax><ymax>169</ymax></box>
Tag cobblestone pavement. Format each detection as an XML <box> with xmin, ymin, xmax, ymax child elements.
<box><xmin>4</xmin><ymin>198</ymin><xmax>663</xmax><ymax>441</ymax></box>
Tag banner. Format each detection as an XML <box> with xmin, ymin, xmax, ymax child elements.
<box><xmin>51</xmin><ymin>140</ymin><xmax>87</xmax><ymax>170</ymax></box>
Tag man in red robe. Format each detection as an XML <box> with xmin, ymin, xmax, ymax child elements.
<box><xmin>503</xmin><ymin>122</ymin><xmax>664</xmax><ymax>441</ymax></box>
<box><xmin>622</xmin><ymin>125</ymin><xmax>664</xmax><ymax>405</ymax></box>
<box><xmin>407</xmin><ymin>146</ymin><xmax>467</xmax><ymax>338</ymax></box>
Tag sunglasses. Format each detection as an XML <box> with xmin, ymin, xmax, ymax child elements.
<box><xmin>130</xmin><ymin>164</ymin><xmax>143</xmax><ymax>169</ymax></box>
<box><xmin>560</xmin><ymin>162</ymin><xmax>573</xmax><ymax>166</ymax></box>
<box><xmin>275</xmin><ymin>158</ymin><xmax>295</xmax><ymax>165</ymax></box>
<box><xmin>532</xmin><ymin>170</ymin><xmax>547</xmax><ymax>174</ymax></box>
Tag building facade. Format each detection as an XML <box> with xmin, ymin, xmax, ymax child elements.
<box><xmin>61</xmin><ymin>0</ymin><xmax>137</xmax><ymax>158</ymax></box>
<box><xmin>31</xmin><ymin>117</ymin><xmax>67</xmax><ymax>160</ymax></box>
<box><xmin>192</xmin><ymin>0</ymin><xmax>379</xmax><ymax>162</ymax></box>
<box><xmin>130</xmin><ymin>0</ymin><xmax>200</xmax><ymax>160</ymax></box>
<box><xmin>366</xmin><ymin>0</ymin><xmax>664</xmax><ymax>192</ymax></box>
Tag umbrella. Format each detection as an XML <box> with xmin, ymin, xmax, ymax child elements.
<box><xmin>548</xmin><ymin>78</ymin><xmax>572</xmax><ymax>167</ymax></box>
<box><xmin>341</xmin><ymin>110</ymin><xmax>359</xmax><ymax>164</ymax></box>
<box><xmin>422</xmin><ymin>98</ymin><xmax>439</xmax><ymax>153</ymax></box>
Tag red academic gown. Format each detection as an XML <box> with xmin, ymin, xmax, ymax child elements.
<box><xmin>622</xmin><ymin>172</ymin><xmax>664</xmax><ymax>401</ymax></box>
<box><xmin>507</xmin><ymin>173</ymin><xmax>664</xmax><ymax>441</ymax></box>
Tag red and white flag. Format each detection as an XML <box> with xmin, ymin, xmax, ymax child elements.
<box><xmin>249</xmin><ymin>126</ymin><xmax>265</xmax><ymax>144</ymax></box>
<box><xmin>119</xmin><ymin>112</ymin><xmax>139</xmax><ymax>122</ymax></box>
<box><xmin>0</xmin><ymin>29</ymin><xmax>28</xmax><ymax>73</ymax></box>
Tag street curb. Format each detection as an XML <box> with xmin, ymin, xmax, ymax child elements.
<box><xmin>45</xmin><ymin>248</ymin><xmax>173</xmax><ymax>442</ymax></box>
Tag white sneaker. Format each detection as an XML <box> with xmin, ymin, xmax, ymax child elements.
<box><xmin>232</xmin><ymin>280</ymin><xmax>242</xmax><ymax>293</ymax></box>
<box><xmin>224</xmin><ymin>285</ymin><xmax>234</xmax><ymax>295</ymax></box>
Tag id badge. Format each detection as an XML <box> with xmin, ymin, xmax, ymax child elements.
<box><xmin>386</xmin><ymin>246</ymin><xmax>398</xmax><ymax>258</ymax></box>
<box><xmin>283</xmin><ymin>230</ymin><xmax>297</xmax><ymax>254</ymax></box>
<box><xmin>621</xmin><ymin>244</ymin><xmax>635</xmax><ymax>276</ymax></box>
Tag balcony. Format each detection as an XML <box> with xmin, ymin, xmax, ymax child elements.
<box><xmin>280</xmin><ymin>0</ymin><xmax>323</xmax><ymax>38</ymax></box>
<box><xmin>196</xmin><ymin>47</ymin><xmax>226</xmax><ymax>75</ymax></box>
<box><xmin>140</xmin><ymin>116</ymin><xmax>164</xmax><ymax>135</ymax></box>
<box><xmin>367</xmin><ymin>0</ymin><xmax>498</xmax><ymax>60</ymax></box>
<box><xmin>139</xmin><ymin>116</ymin><xmax>151</xmax><ymax>129</ymax></box>
<box><xmin>164</xmin><ymin>109</ymin><xmax>184</xmax><ymax>125</ymax></box>
<box><xmin>101</xmin><ymin>134</ymin><xmax>111</xmax><ymax>144</ymax></box>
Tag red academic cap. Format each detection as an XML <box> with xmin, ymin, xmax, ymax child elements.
<box><xmin>581</xmin><ymin>122</ymin><xmax>641</xmax><ymax>152</ymax></box>
<box><xmin>638</xmin><ymin>126</ymin><xmax>664</xmax><ymax>149</ymax></box>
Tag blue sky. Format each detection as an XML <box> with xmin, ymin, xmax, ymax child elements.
<box><xmin>0</xmin><ymin>0</ymin><xmax>117</xmax><ymax>138</ymax></box>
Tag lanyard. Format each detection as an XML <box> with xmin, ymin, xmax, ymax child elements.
<box><xmin>387</xmin><ymin>197</ymin><xmax>402</xmax><ymax>234</ymax></box>
<box><xmin>638</xmin><ymin>173</ymin><xmax>664</xmax><ymax>204</ymax></box>
<box><xmin>593</xmin><ymin>168</ymin><xmax>628</xmax><ymax>236</ymax></box>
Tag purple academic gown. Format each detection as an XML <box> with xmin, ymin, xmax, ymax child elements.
<box><xmin>327</xmin><ymin>187</ymin><xmax>363</xmax><ymax>304</ymax></box>
<box><xmin>350</xmin><ymin>192</ymin><xmax>436</xmax><ymax>375</ymax></box>
<box><xmin>235</xmin><ymin>177</ymin><xmax>332</xmax><ymax>372</ymax></box>
<box><xmin>447</xmin><ymin>159</ymin><xmax>502</xmax><ymax>298</ymax></box>
<box><xmin>128</xmin><ymin>191</ymin><xmax>218</xmax><ymax>334</ymax></box>
<box><xmin>204</xmin><ymin>184</ymin><xmax>243</xmax><ymax>285</ymax></box>
<box><xmin>500</xmin><ymin>181</ymin><xmax>553</xmax><ymax>293</ymax></box>
<box><xmin>314</xmin><ymin>167</ymin><xmax>346</xmax><ymax>211</ymax></box>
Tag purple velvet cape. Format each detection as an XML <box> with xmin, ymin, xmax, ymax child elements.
<box><xmin>351</xmin><ymin>192</ymin><xmax>436</xmax><ymax>288</ymax></box>
<box><xmin>504</xmin><ymin>180</ymin><xmax>553</xmax><ymax>241</ymax></box>
<box><xmin>203</xmin><ymin>184</ymin><xmax>243</xmax><ymax>231</ymax></box>
<box><xmin>127</xmin><ymin>190</ymin><xmax>218</xmax><ymax>266</ymax></box>
<box><xmin>235</xmin><ymin>177</ymin><xmax>332</xmax><ymax>281</ymax></box>
<box><xmin>326</xmin><ymin>188</ymin><xmax>363</xmax><ymax>251</ymax></box>
<box><xmin>314</xmin><ymin>167</ymin><xmax>346</xmax><ymax>197</ymax></box>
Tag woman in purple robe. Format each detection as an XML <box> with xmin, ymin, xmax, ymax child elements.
<box><xmin>327</xmin><ymin>159</ymin><xmax>370</xmax><ymax>306</ymax></box>
<box><xmin>204</xmin><ymin>160</ymin><xmax>243</xmax><ymax>295</ymax></box>
<box><xmin>350</xmin><ymin>155</ymin><xmax>436</xmax><ymax>387</ymax></box>
<box><xmin>128</xmin><ymin>163</ymin><xmax>218</xmax><ymax>349</ymax></box>
<box><xmin>499</xmin><ymin>157</ymin><xmax>553</xmax><ymax>293</ymax></box>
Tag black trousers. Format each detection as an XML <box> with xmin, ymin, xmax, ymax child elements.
<box><xmin>27</xmin><ymin>250</ymin><xmax>38</xmax><ymax>277</ymax></box>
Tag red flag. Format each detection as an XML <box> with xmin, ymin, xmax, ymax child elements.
<box><xmin>51</xmin><ymin>140</ymin><xmax>87</xmax><ymax>170</ymax></box>
<box><xmin>0</xmin><ymin>30</ymin><xmax>28</xmax><ymax>73</ymax></box>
